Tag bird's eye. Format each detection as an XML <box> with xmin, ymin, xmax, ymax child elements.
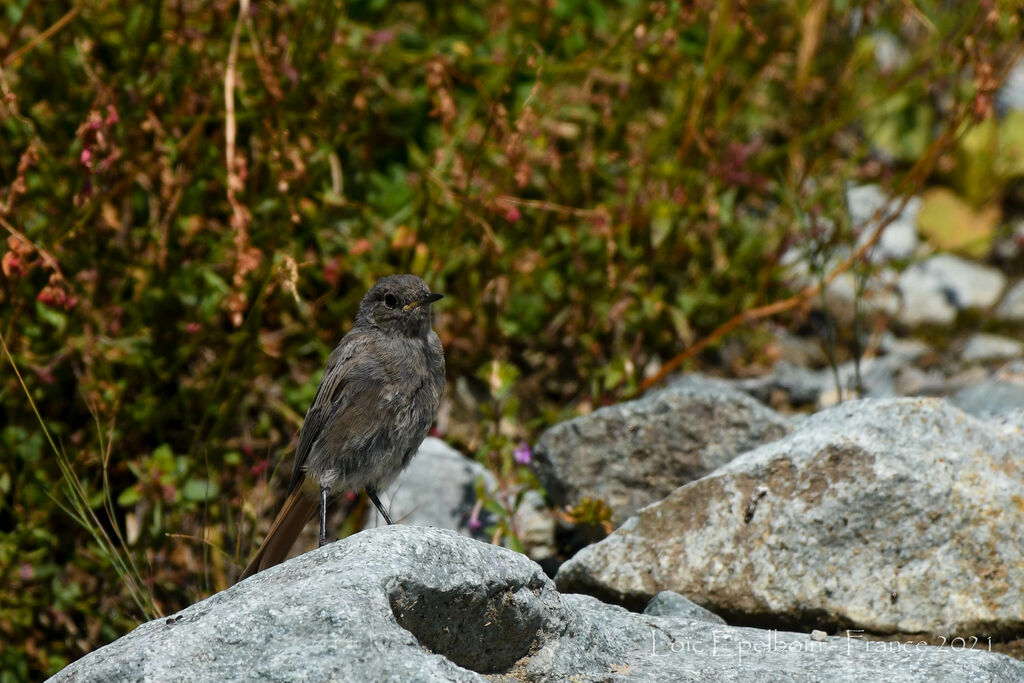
<box><xmin>383</xmin><ymin>293</ymin><xmax>399</xmax><ymax>309</ymax></box>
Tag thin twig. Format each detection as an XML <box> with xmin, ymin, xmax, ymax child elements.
<box><xmin>224</xmin><ymin>0</ymin><xmax>248</xmax><ymax>230</ymax></box>
<box><xmin>2</xmin><ymin>6</ymin><xmax>81</xmax><ymax>67</ymax></box>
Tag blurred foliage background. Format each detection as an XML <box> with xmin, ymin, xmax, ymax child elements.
<box><xmin>1</xmin><ymin>0</ymin><xmax>1022</xmax><ymax>678</ymax></box>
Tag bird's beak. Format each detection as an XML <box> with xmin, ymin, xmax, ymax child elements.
<box><xmin>403</xmin><ymin>292</ymin><xmax>444</xmax><ymax>311</ymax></box>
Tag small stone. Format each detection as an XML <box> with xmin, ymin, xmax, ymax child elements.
<box><xmin>643</xmin><ymin>591</ymin><xmax>726</xmax><ymax>624</ymax></box>
<box><xmin>961</xmin><ymin>333</ymin><xmax>1024</xmax><ymax>363</ymax></box>
<box><xmin>897</xmin><ymin>265</ymin><xmax>957</xmax><ymax>326</ymax></box>
<box><xmin>923</xmin><ymin>254</ymin><xmax>1005</xmax><ymax>309</ymax></box>
<box><xmin>996</xmin><ymin>57</ymin><xmax>1024</xmax><ymax>114</ymax></box>
<box><xmin>996</xmin><ymin>281</ymin><xmax>1024</xmax><ymax>322</ymax></box>
<box><xmin>810</xmin><ymin>630</ymin><xmax>828</xmax><ymax>642</ymax></box>
<box><xmin>846</xmin><ymin>183</ymin><xmax>920</xmax><ymax>261</ymax></box>
<box><xmin>878</xmin><ymin>333</ymin><xmax>931</xmax><ymax>362</ymax></box>
<box><xmin>898</xmin><ymin>254</ymin><xmax>1006</xmax><ymax>326</ymax></box>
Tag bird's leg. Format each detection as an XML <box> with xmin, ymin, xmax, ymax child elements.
<box><xmin>319</xmin><ymin>486</ymin><xmax>329</xmax><ymax>547</ymax></box>
<box><xmin>367</xmin><ymin>490</ymin><xmax>394</xmax><ymax>525</ymax></box>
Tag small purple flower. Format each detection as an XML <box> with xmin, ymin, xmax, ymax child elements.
<box><xmin>513</xmin><ymin>441</ymin><xmax>532</xmax><ymax>465</ymax></box>
<box><xmin>468</xmin><ymin>501</ymin><xmax>483</xmax><ymax>532</ymax></box>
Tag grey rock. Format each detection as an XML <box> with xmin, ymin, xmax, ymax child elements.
<box><xmin>823</xmin><ymin>269</ymin><xmax>900</xmax><ymax>326</ymax></box>
<box><xmin>996</xmin><ymin>57</ymin><xmax>1024</xmax><ymax>114</ymax></box>
<box><xmin>846</xmin><ymin>184</ymin><xmax>920</xmax><ymax>261</ymax></box>
<box><xmin>815</xmin><ymin>356</ymin><xmax>948</xmax><ymax>407</ymax></box>
<box><xmin>766</xmin><ymin>326</ymin><xmax>828</xmax><ymax>368</ymax></box>
<box><xmin>996</xmin><ymin>280</ymin><xmax>1024</xmax><ymax>322</ymax></box>
<box><xmin>368</xmin><ymin>437</ymin><xmax>496</xmax><ymax>541</ymax></box>
<box><xmin>961</xmin><ymin>333</ymin><xmax>1024</xmax><ymax>363</ymax></box>
<box><xmin>993</xmin><ymin>408</ymin><xmax>1024</xmax><ymax>432</ymax></box>
<box><xmin>643</xmin><ymin>591</ymin><xmax>726</xmax><ymax>624</ymax></box>
<box><xmin>950</xmin><ymin>361</ymin><xmax>1024</xmax><ymax>417</ymax></box>
<box><xmin>533</xmin><ymin>375</ymin><xmax>791</xmax><ymax>524</ymax></box>
<box><xmin>52</xmin><ymin>527</ymin><xmax>537</xmax><ymax>683</ymax></box>
<box><xmin>993</xmin><ymin>221</ymin><xmax>1024</xmax><ymax>261</ymax></box>
<box><xmin>897</xmin><ymin>265</ymin><xmax>957</xmax><ymax>325</ymax></box>
<box><xmin>49</xmin><ymin>526</ymin><xmax>1024</xmax><ymax>683</ymax></box>
<box><xmin>736</xmin><ymin>353</ymin><xmax>946</xmax><ymax>411</ymax></box>
<box><xmin>370</xmin><ymin>440</ymin><xmax>557</xmax><ymax>565</ymax></box>
<box><xmin>732</xmin><ymin>361</ymin><xmax>828</xmax><ymax>407</ymax></box>
<box><xmin>515</xmin><ymin>488</ymin><xmax>557</xmax><ymax>563</ymax></box>
<box><xmin>815</xmin><ymin>355</ymin><xmax>904</xmax><ymax>406</ymax></box>
<box><xmin>945</xmin><ymin>365</ymin><xmax>992</xmax><ymax>392</ymax></box>
<box><xmin>556</xmin><ymin>398</ymin><xmax>1024</xmax><ymax>640</ymax></box>
<box><xmin>370</xmin><ymin>439</ymin><xmax>556</xmax><ymax>561</ymax></box>
<box><xmin>890</xmin><ymin>364</ymin><xmax>948</xmax><ymax>398</ymax></box>
<box><xmin>897</xmin><ymin>254</ymin><xmax>1006</xmax><ymax>326</ymax></box>
<box><xmin>878</xmin><ymin>332</ymin><xmax>932</xmax><ymax>362</ymax></box>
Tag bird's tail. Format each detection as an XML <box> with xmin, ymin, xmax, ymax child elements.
<box><xmin>239</xmin><ymin>486</ymin><xmax>319</xmax><ymax>580</ymax></box>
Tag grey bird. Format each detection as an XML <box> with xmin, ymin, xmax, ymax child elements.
<box><xmin>240</xmin><ymin>274</ymin><xmax>445</xmax><ymax>579</ymax></box>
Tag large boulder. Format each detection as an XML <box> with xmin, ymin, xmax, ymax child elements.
<box><xmin>50</xmin><ymin>526</ymin><xmax>1024</xmax><ymax>682</ymax></box>
<box><xmin>556</xmin><ymin>398</ymin><xmax>1024</xmax><ymax>640</ymax></box>
<box><xmin>533</xmin><ymin>376</ymin><xmax>791</xmax><ymax>524</ymax></box>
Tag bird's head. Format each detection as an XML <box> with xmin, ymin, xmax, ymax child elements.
<box><xmin>356</xmin><ymin>274</ymin><xmax>443</xmax><ymax>337</ymax></box>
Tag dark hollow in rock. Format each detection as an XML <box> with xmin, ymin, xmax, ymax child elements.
<box><xmin>388</xmin><ymin>576</ymin><xmax>546</xmax><ymax>673</ymax></box>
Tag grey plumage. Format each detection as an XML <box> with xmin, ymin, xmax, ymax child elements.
<box><xmin>241</xmin><ymin>274</ymin><xmax>445</xmax><ymax>579</ymax></box>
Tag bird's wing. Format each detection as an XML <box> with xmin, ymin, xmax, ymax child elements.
<box><xmin>287</xmin><ymin>336</ymin><xmax>364</xmax><ymax>493</ymax></box>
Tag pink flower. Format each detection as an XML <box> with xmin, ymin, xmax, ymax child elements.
<box><xmin>80</xmin><ymin>148</ymin><xmax>93</xmax><ymax>168</ymax></box>
<box><xmin>468</xmin><ymin>499</ymin><xmax>484</xmax><ymax>531</ymax></box>
<box><xmin>513</xmin><ymin>441</ymin><xmax>532</xmax><ymax>465</ymax></box>
<box><xmin>505</xmin><ymin>207</ymin><xmax>521</xmax><ymax>223</ymax></box>
<box><xmin>323</xmin><ymin>257</ymin><xmax>342</xmax><ymax>286</ymax></box>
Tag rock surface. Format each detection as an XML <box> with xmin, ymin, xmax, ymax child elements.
<box><xmin>733</xmin><ymin>353</ymin><xmax>947</xmax><ymax>410</ymax></box>
<box><xmin>897</xmin><ymin>254</ymin><xmax>1006</xmax><ymax>326</ymax></box>
<box><xmin>556</xmin><ymin>398</ymin><xmax>1024</xmax><ymax>640</ymax></box>
<box><xmin>823</xmin><ymin>269</ymin><xmax>900</xmax><ymax>326</ymax></box>
<box><xmin>532</xmin><ymin>375</ymin><xmax>791</xmax><ymax>524</ymax></box>
<box><xmin>49</xmin><ymin>526</ymin><xmax>1024</xmax><ymax>683</ymax></box>
<box><xmin>367</xmin><ymin>437</ymin><xmax>496</xmax><ymax>540</ymax></box>
<box><xmin>369</xmin><ymin>438</ymin><xmax>556</xmax><ymax>563</ymax></box>
<box><xmin>961</xmin><ymin>333</ymin><xmax>1024</xmax><ymax>363</ymax></box>
<box><xmin>949</xmin><ymin>361</ymin><xmax>1024</xmax><ymax>417</ymax></box>
<box><xmin>996</xmin><ymin>280</ymin><xmax>1024</xmax><ymax>322</ymax></box>
<box><xmin>846</xmin><ymin>183</ymin><xmax>920</xmax><ymax>261</ymax></box>
<box><xmin>643</xmin><ymin>590</ymin><xmax>726</xmax><ymax>624</ymax></box>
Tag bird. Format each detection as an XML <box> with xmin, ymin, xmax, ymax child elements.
<box><xmin>240</xmin><ymin>274</ymin><xmax>445</xmax><ymax>579</ymax></box>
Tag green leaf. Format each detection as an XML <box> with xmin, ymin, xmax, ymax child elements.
<box><xmin>117</xmin><ymin>487</ymin><xmax>142</xmax><ymax>507</ymax></box>
<box><xmin>650</xmin><ymin>201</ymin><xmax>675</xmax><ymax>248</ymax></box>
<box><xmin>916</xmin><ymin>187</ymin><xmax>1000</xmax><ymax>258</ymax></box>
<box><xmin>182</xmin><ymin>478</ymin><xmax>220</xmax><ymax>502</ymax></box>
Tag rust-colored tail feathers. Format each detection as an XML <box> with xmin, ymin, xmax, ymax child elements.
<box><xmin>240</xmin><ymin>488</ymin><xmax>319</xmax><ymax>580</ymax></box>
